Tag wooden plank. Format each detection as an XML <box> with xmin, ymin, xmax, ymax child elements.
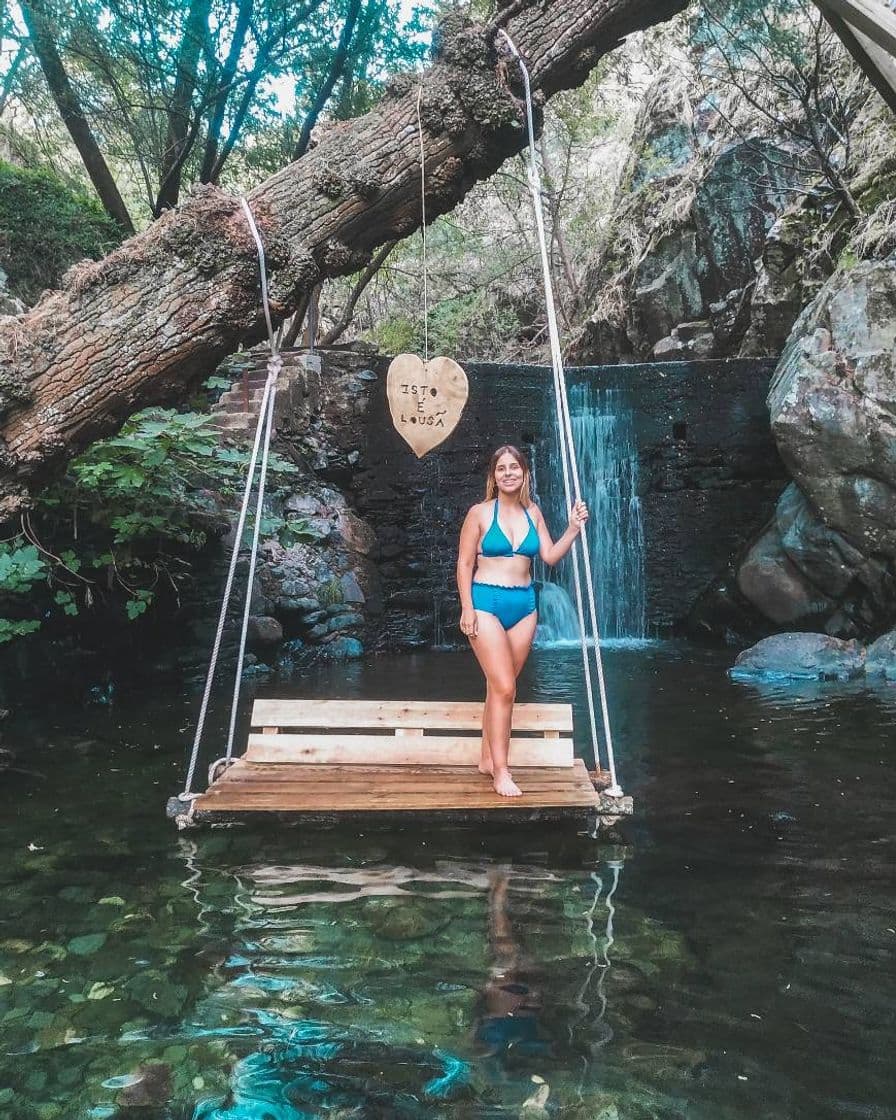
<box><xmin>193</xmin><ymin>804</ymin><xmax>601</xmax><ymax>827</ymax></box>
<box><xmin>197</xmin><ymin>791</ymin><xmax>599</xmax><ymax>811</ymax></box>
<box><xmin>215</xmin><ymin>760</ymin><xmax>591</xmax><ymax>783</ymax></box>
<box><xmin>250</xmin><ymin>698</ymin><xmax>573</xmax><ymax>733</ymax></box>
<box><xmin>244</xmin><ymin>733</ymin><xmax>574</xmax><ymax>767</ymax></box>
<box><xmin>203</xmin><ymin>778</ymin><xmax>592</xmax><ymax>797</ymax></box>
<box><xmin>194</xmin><ymin>760</ymin><xmax>599</xmax><ymax>813</ymax></box>
<box><xmin>210</xmin><ymin>762</ymin><xmax>592</xmax><ymax>792</ymax></box>
<box><xmin>197</xmin><ymin>788</ymin><xmax>598</xmax><ymax>810</ymax></box>
<box><xmin>824</xmin><ymin>8</ymin><xmax>896</xmax><ymax>112</ymax></box>
<box><xmin>816</xmin><ymin>0</ymin><xmax>896</xmax><ymax>56</ymax></box>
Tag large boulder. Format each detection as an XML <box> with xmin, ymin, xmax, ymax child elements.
<box><xmin>866</xmin><ymin>629</ymin><xmax>896</xmax><ymax>680</ymax></box>
<box><xmin>731</xmin><ymin>632</ymin><xmax>866</xmax><ymax>681</ymax></box>
<box><xmin>730</xmin><ymin>260</ymin><xmax>896</xmax><ymax>638</ymax></box>
<box><xmin>736</xmin><ymin>517</ymin><xmax>834</xmax><ymax>625</ymax></box>
<box><xmin>769</xmin><ymin>260</ymin><xmax>896</xmax><ymax>556</ymax></box>
<box><xmin>571</xmin><ymin>61</ymin><xmax>813</xmax><ymax>363</ymax></box>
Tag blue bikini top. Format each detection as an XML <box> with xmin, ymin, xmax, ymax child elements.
<box><xmin>480</xmin><ymin>500</ymin><xmax>540</xmax><ymax>559</ymax></box>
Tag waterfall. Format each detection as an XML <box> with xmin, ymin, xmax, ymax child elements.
<box><xmin>534</xmin><ymin>382</ymin><xmax>646</xmax><ymax>644</ymax></box>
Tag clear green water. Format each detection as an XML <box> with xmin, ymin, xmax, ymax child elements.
<box><xmin>2</xmin><ymin>644</ymin><xmax>895</xmax><ymax>1120</ymax></box>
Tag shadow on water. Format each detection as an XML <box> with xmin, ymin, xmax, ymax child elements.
<box><xmin>1</xmin><ymin>643</ymin><xmax>895</xmax><ymax>1118</ymax></box>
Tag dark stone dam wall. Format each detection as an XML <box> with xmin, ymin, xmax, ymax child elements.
<box><xmin>352</xmin><ymin>358</ymin><xmax>785</xmax><ymax>646</ymax></box>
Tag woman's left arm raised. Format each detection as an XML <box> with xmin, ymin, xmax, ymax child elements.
<box><xmin>530</xmin><ymin>501</ymin><xmax>588</xmax><ymax>567</ymax></box>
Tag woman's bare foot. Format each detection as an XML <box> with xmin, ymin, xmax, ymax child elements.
<box><xmin>478</xmin><ymin>758</ymin><xmax>494</xmax><ymax>775</ymax></box>
<box><xmin>493</xmin><ymin>768</ymin><xmax>522</xmax><ymax>797</ymax></box>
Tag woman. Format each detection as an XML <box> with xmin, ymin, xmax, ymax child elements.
<box><xmin>457</xmin><ymin>445</ymin><xmax>588</xmax><ymax>797</ymax></box>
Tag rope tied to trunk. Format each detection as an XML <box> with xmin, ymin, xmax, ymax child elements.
<box><xmin>180</xmin><ymin>197</ymin><xmax>282</xmax><ymax>797</ymax></box>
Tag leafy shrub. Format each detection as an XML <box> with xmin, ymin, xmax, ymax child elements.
<box><xmin>372</xmin><ymin>315</ymin><xmax>418</xmax><ymax>355</ymax></box>
<box><xmin>0</xmin><ymin>159</ymin><xmax>123</xmax><ymax>304</ymax></box>
<box><xmin>0</xmin><ymin>407</ymin><xmax>300</xmax><ymax>639</ymax></box>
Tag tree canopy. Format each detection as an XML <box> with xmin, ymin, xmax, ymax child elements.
<box><xmin>4</xmin><ymin>0</ymin><xmax>434</xmax><ymax>225</ymax></box>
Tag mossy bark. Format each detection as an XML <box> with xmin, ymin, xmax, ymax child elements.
<box><xmin>0</xmin><ymin>0</ymin><xmax>686</xmax><ymax>518</ymax></box>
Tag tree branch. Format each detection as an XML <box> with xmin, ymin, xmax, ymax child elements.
<box><xmin>321</xmin><ymin>239</ymin><xmax>397</xmax><ymax>344</ymax></box>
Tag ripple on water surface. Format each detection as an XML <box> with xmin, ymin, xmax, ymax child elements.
<box><xmin>0</xmin><ymin>645</ymin><xmax>894</xmax><ymax>1119</ymax></box>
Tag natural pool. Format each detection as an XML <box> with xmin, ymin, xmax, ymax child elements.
<box><xmin>1</xmin><ymin>643</ymin><xmax>895</xmax><ymax>1120</ymax></box>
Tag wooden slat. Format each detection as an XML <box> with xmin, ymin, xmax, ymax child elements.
<box><xmin>244</xmin><ymin>733</ymin><xmax>574</xmax><ymax>767</ymax></box>
<box><xmin>250</xmin><ymin>698</ymin><xmax>573</xmax><ymax>733</ymax></box>
<box><xmin>216</xmin><ymin>761</ymin><xmax>588</xmax><ymax>785</ymax></box>
<box><xmin>194</xmin><ymin>760</ymin><xmax>599</xmax><ymax>813</ymax></box>
<box><xmin>824</xmin><ymin>8</ymin><xmax>896</xmax><ymax>113</ymax></box>
<box><xmin>204</xmin><ymin>776</ymin><xmax>588</xmax><ymax>795</ymax></box>
<box><xmin>816</xmin><ymin>0</ymin><xmax>896</xmax><ymax>56</ymax></box>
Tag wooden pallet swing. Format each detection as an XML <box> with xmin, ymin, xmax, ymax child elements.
<box><xmin>170</xmin><ymin>60</ymin><xmax>635</xmax><ymax>831</ymax></box>
<box><xmin>166</xmin><ymin>698</ymin><xmax>631</xmax><ymax>830</ymax></box>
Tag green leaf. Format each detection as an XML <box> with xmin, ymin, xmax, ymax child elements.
<box><xmin>54</xmin><ymin>590</ymin><xmax>79</xmax><ymax>617</ymax></box>
<box><xmin>0</xmin><ymin>618</ymin><xmax>41</xmax><ymax>644</ymax></box>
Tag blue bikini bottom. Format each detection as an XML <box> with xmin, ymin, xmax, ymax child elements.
<box><xmin>471</xmin><ymin>582</ymin><xmax>537</xmax><ymax>630</ymax></box>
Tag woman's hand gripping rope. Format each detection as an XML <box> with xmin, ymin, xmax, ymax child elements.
<box><xmin>568</xmin><ymin>500</ymin><xmax>589</xmax><ymax>534</ymax></box>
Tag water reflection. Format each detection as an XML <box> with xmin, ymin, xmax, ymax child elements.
<box><xmin>176</xmin><ymin>838</ymin><xmax>641</xmax><ymax>1119</ymax></box>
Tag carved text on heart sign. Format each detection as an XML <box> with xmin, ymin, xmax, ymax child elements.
<box><xmin>386</xmin><ymin>354</ymin><xmax>469</xmax><ymax>458</ymax></box>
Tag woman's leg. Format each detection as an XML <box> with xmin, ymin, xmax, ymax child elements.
<box><xmin>479</xmin><ymin>683</ymin><xmax>494</xmax><ymax>775</ymax></box>
<box><xmin>469</xmin><ymin>612</ymin><xmax>521</xmax><ymax>796</ymax></box>
<box><xmin>480</xmin><ymin>610</ymin><xmax>538</xmax><ymax>775</ymax></box>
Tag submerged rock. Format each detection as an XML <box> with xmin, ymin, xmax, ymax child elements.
<box><xmin>731</xmin><ymin>632</ymin><xmax>866</xmax><ymax>680</ymax></box>
<box><xmin>359</xmin><ymin>896</ymin><xmax>450</xmax><ymax>941</ymax></box>
<box><xmin>866</xmin><ymin>629</ymin><xmax>896</xmax><ymax>680</ymax></box>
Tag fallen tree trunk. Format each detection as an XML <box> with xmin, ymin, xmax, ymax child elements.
<box><xmin>0</xmin><ymin>0</ymin><xmax>686</xmax><ymax>516</ymax></box>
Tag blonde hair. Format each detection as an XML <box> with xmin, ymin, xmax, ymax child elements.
<box><xmin>485</xmin><ymin>444</ymin><xmax>532</xmax><ymax>506</ymax></box>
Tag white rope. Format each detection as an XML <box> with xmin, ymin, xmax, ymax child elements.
<box><xmin>224</xmin><ymin>355</ymin><xmax>279</xmax><ymax>759</ymax></box>
<box><xmin>415</xmin><ymin>85</ymin><xmax>430</xmax><ymax>362</ymax></box>
<box><xmin>224</xmin><ymin>198</ymin><xmax>282</xmax><ymax>759</ymax></box>
<box><xmin>498</xmin><ymin>30</ymin><xmax>623</xmax><ymax>797</ymax></box>
<box><xmin>181</xmin><ymin>369</ymin><xmax>275</xmax><ymax>795</ymax></box>
<box><xmin>180</xmin><ymin>197</ymin><xmax>281</xmax><ymax>794</ymax></box>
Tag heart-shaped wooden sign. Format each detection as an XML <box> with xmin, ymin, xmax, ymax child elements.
<box><xmin>386</xmin><ymin>354</ymin><xmax>469</xmax><ymax>458</ymax></box>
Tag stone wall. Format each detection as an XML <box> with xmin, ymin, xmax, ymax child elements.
<box><xmin>351</xmin><ymin>356</ymin><xmax>784</xmax><ymax>644</ymax></box>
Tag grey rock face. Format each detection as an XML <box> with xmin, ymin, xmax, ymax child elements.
<box><xmin>776</xmin><ymin>483</ymin><xmax>864</xmax><ymax>598</ymax></box>
<box><xmin>731</xmin><ymin>632</ymin><xmax>866</xmax><ymax>680</ymax></box>
<box><xmin>571</xmin><ymin>62</ymin><xmax>813</xmax><ymax>365</ymax></box>
<box><xmin>740</xmin><ymin>202</ymin><xmax>819</xmax><ymax>357</ymax></box>
<box><xmin>693</xmin><ymin>139</ymin><xmax>803</xmax><ymax>302</ymax></box>
<box><xmin>634</xmin><ymin>230</ymin><xmax>704</xmax><ymax>344</ymax></box>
